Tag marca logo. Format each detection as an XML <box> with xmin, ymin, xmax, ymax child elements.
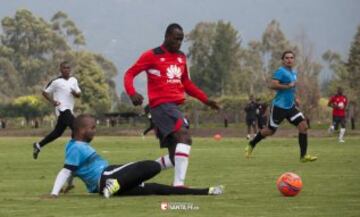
<box><xmin>166</xmin><ymin>65</ymin><xmax>182</xmax><ymax>83</ymax></box>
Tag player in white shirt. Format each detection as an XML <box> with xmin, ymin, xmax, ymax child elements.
<box><xmin>33</xmin><ymin>61</ymin><xmax>81</xmax><ymax>159</ymax></box>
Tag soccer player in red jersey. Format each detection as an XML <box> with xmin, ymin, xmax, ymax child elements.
<box><xmin>124</xmin><ymin>23</ymin><xmax>220</xmax><ymax>187</ymax></box>
<box><xmin>328</xmin><ymin>87</ymin><xmax>348</xmax><ymax>142</ymax></box>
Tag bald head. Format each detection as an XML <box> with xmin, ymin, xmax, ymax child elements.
<box><xmin>73</xmin><ymin>114</ymin><xmax>96</xmax><ymax>142</ymax></box>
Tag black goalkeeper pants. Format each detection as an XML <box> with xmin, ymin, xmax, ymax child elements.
<box><xmin>99</xmin><ymin>160</ymin><xmax>209</xmax><ymax>196</ymax></box>
<box><xmin>39</xmin><ymin>109</ymin><xmax>74</xmax><ymax>147</ymax></box>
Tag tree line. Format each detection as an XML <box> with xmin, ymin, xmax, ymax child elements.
<box><xmin>1</xmin><ymin>9</ymin><xmax>359</xmax><ymax>124</ymax></box>
<box><xmin>186</xmin><ymin>20</ymin><xmax>359</xmax><ymax>120</ymax></box>
<box><xmin>0</xmin><ymin>9</ymin><xmax>120</xmax><ymax>122</ymax></box>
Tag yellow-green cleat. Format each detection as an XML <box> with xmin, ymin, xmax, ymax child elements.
<box><xmin>300</xmin><ymin>154</ymin><xmax>318</xmax><ymax>163</ymax></box>
<box><xmin>208</xmin><ymin>185</ymin><xmax>224</xmax><ymax>195</ymax></box>
<box><xmin>244</xmin><ymin>144</ymin><xmax>254</xmax><ymax>158</ymax></box>
<box><xmin>103</xmin><ymin>179</ymin><xmax>120</xmax><ymax>198</ymax></box>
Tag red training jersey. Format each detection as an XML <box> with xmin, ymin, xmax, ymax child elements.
<box><xmin>124</xmin><ymin>45</ymin><xmax>208</xmax><ymax>108</ymax></box>
<box><xmin>328</xmin><ymin>94</ymin><xmax>348</xmax><ymax>117</ymax></box>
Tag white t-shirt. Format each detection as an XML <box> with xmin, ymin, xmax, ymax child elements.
<box><xmin>44</xmin><ymin>76</ymin><xmax>81</xmax><ymax>116</ymax></box>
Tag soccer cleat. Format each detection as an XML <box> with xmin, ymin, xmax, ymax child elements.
<box><xmin>33</xmin><ymin>143</ymin><xmax>41</xmax><ymax>160</ymax></box>
<box><xmin>208</xmin><ymin>185</ymin><xmax>224</xmax><ymax>195</ymax></box>
<box><xmin>300</xmin><ymin>154</ymin><xmax>317</xmax><ymax>163</ymax></box>
<box><xmin>244</xmin><ymin>144</ymin><xmax>253</xmax><ymax>158</ymax></box>
<box><xmin>246</xmin><ymin>134</ymin><xmax>251</xmax><ymax>140</ymax></box>
<box><xmin>103</xmin><ymin>179</ymin><xmax>120</xmax><ymax>199</ymax></box>
<box><xmin>339</xmin><ymin>139</ymin><xmax>345</xmax><ymax>143</ymax></box>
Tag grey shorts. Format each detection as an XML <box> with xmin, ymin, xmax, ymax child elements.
<box><xmin>150</xmin><ymin>103</ymin><xmax>189</xmax><ymax>148</ymax></box>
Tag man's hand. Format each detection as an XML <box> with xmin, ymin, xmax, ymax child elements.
<box><xmin>71</xmin><ymin>89</ymin><xmax>81</xmax><ymax>98</ymax></box>
<box><xmin>206</xmin><ymin>100</ymin><xmax>220</xmax><ymax>110</ymax></box>
<box><xmin>288</xmin><ymin>82</ymin><xmax>296</xmax><ymax>88</ymax></box>
<box><xmin>53</xmin><ymin>100</ymin><xmax>61</xmax><ymax>107</ymax></box>
<box><xmin>130</xmin><ymin>92</ymin><xmax>144</xmax><ymax>106</ymax></box>
<box><xmin>332</xmin><ymin>103</ymin><xmax>340</xmax><ymax>109</ymax></box>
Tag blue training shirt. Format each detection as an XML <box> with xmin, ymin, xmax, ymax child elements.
<box><xmin>64</xmin><ymin>139</ymin><xmax>108</xmax><ymax>193</ymax></box>
<box><xmin>272</xmin><ymin>66</ymin><xmax>297</xmax><ymax>109</ymax></box>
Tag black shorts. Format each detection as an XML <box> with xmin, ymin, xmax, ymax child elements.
<box><xmin>150</xmin><ymin>103</ymin><xmax>189</xmax><ymax>148</ymax></box>
<box><xmin>99</xmin><ymin>160</ymin><xmax>161</xmax><ymax>195</ymax></box>
<box><xmin>246</xmin><ymin>117</ymin><xmax>257</xmax><ymax>127</ymax></box>
<box><xmin>257</xmin><ymin>115</ymin><xmax>267</xmax><ymax>129</ymax></box>
<box><xmin>268</xmin><ymin>104</ymin><xmax>305</xmax><ymax>131</ymax></box>
<box><xmin>332</xmin><ymin>115</ymin><xmax>346</xmax><ymax>129</ymax></box>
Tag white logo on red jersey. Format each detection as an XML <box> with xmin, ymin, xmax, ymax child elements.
<box><xmin>148</xmin><ymin>69</ymin><xmax>161</xmax><ymax>77</ymax></box>
<box><xmin>177</xmin><ymin>57</ymin><xmax>183</xmax><ymax>63</ymax></box>
<box><xmin>166</xmin><ymin>65</ymin><xmax>182</xmax><ymax>83</ymax></box>
<box><xmin>160</xmin><ymin>58</ymin><xmax>165</xmax><ymax>62</ymax></box>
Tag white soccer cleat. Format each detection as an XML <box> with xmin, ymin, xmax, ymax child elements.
<box><xmin>208</xmin><ymin>185</ymin><xmax>224</xmax><ymax>195</ymax></box>
<box><xmin>339</xmin><ymin>139</ymin><xmax>345</xmax><ymax>143</ymax></box>
<box><xmin>103</xmin><ymin>179</ymin><xmax>120</xmax><ymax>199</ymax></box>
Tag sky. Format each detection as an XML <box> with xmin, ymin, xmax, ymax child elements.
<box><xmin>1</xmin><ymin>0</ymin><xmax>360</xmax><ymax>94</ymax></box>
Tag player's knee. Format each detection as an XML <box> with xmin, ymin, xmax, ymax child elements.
<box><xmin>143</xmin><ymin>160</ymin><xmax>161</xmax><ymax>175</ymax></box>
<box><xmin>174</xmin><ymin>129</ymin><xmax>192</xmax><ymax>145</ymax></box>
<box><xmin>262</xmin><ymin>127</ymin><xmax>275</xmax><ymax>136</ymax></box>
<box><xmin>298</xmin><ymin>121</ymin><xmax>308</xmax><ymax>133</ymax></box>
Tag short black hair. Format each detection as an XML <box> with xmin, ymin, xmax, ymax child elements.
<box><xmin>60</xmin><ymin>61</ymin><xmax>70</xmax><ymax>68</ymax></box>
<box><xmin>73</xmin><ymin>114</ymin><xmax>95</xmax><ymax>133</ymax></box>
<box><xmin>165</xmin><ymin>23</ymin><xmax>183</xmax><ymax>37</ymax></box>
<box><xmin>281</xmin><ymin>50</ymin><xmax>295</xmax><ymax>60</ymax></box>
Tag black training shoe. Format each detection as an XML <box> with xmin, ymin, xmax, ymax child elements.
<box><xmin>33</xmin><ymin>143</ymin><xmax>40</xmax><ymax>159</ymax></box>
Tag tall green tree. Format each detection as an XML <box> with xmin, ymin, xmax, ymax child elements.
<box><xmin>322</xmin><ymin>25</ymin><xmax>360</xmax><ymax>118</ymax></box>
<box><xmin>188</xmin><ymin>21</ymin><xmax>242</xmax><ymax>96</ymax></box>
<box><xmin>294</xmin><ymin>32</ymin><xmax>322</xmax><ymax>118</ymax></box>
<box><xmin>187</xmin><ymin>22</ymin><xmax>216</xmax><ymax>95</ymax></box>
<box><xmin>261</xmin><ymin>20</ymin><xmax>295</xmax><ymax>75</ymax></box>
<box><xmin>239</xmin><ymin>40</ymin><xmax>266</xmax><ymax>95</ymax></box>
<box><xmin>0</xmin><ymin>9</ymin><xmax>119</xmax><ymax>115</ymax></box>
<box><xmin>346</xmin><ymin>25</ymin><xmax>360</xmax><ymax>101</ymax></box>
<box><xmin>51</xmin><ymin>11</ymin><xmax>86</xmax><ymax>47</ymax></box>
<box><xmin>322</xmin><ymin>50</ymin><xmax>349</xmax><ymax>95</ymax></box>
<box><xmin>74</xmin><ymin>51</ymin><xmax>111</xmax><ymax>114</ymax></box>
<box><xmin>0</xmin><ymin>57</ymin><xmax>20</xmax><ymax>101</ymax></box>
<box><xmin>1</xmin><ymin>9</ymin><xmax>66</xmax><ymax>91</ymax></box>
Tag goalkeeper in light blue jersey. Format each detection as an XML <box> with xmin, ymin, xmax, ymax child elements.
<box><xmin>45</xmin><ymin>114</ymin><xmax>224</xmax><ymax>199</ymax></box>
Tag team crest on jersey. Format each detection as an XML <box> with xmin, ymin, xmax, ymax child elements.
<box><xmin>166</xmin><ymin>65</ymin><xmax>182</xmax><ymax>83</ymax></box>
<box><xmin>177</xmin><ymin>57</ymin><xmax>183</xmax><ymax>63</ymax></box>
<box><xmin>160</xmin><ymin>58</ymin><xmax>165</xmax><ymax>62</ymax></box>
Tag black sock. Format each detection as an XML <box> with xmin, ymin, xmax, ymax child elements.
<box><xmin>250</xmin><ymin>132</ymin><xmax>264</xmax><ymax>148</ymax></box>
<box><xmin>299</xmin><ymin>133</ymin><xmax>308</xmax><ymax>158</ymax></box>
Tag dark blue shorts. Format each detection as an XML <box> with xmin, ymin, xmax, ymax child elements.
<box><xmin>150</xmin><ymin>103</ymin><xmax>189</xmax><ymax>148</ymax></box>
<box><xmin>332</xmin><ymin>115</ymin><xmax>346</xmax><ymax>129</ymax></box>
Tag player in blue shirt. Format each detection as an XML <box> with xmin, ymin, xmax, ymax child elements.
<box><xmin>47</xmin><ymin>114</ymin><xmax>224</xmax><ymax>198</ymax></box>
<box><xmin>245</xmin><ymin>51</ymin><xmax>317</xmax><ymax>162</ymax></box>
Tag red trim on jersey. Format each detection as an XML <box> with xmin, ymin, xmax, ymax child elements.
<box><xmin>175</xmin><ymin>152</ymin><xmax>189</xmax><ymax>158</ymax></box>
<box><xmin>124</xmin><ymin>45</ymin><xmax>208</xmax><ymax>108</ymax></box>
<box><xmin>328</xmin><ymin>95</ymin><xmax>347</xmax><ymax>117</ymax></box>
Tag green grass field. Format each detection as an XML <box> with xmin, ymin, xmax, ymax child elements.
<box><xmin>0</xmin><ymin>136</ymin><xmax>359</xmax><ymax>217</ymax></box>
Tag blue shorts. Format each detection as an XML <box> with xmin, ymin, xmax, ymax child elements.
<box><xmin>150</xmin><ymin>103</ymin><xmax>189</xmax><ymax>148</ymax></box>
